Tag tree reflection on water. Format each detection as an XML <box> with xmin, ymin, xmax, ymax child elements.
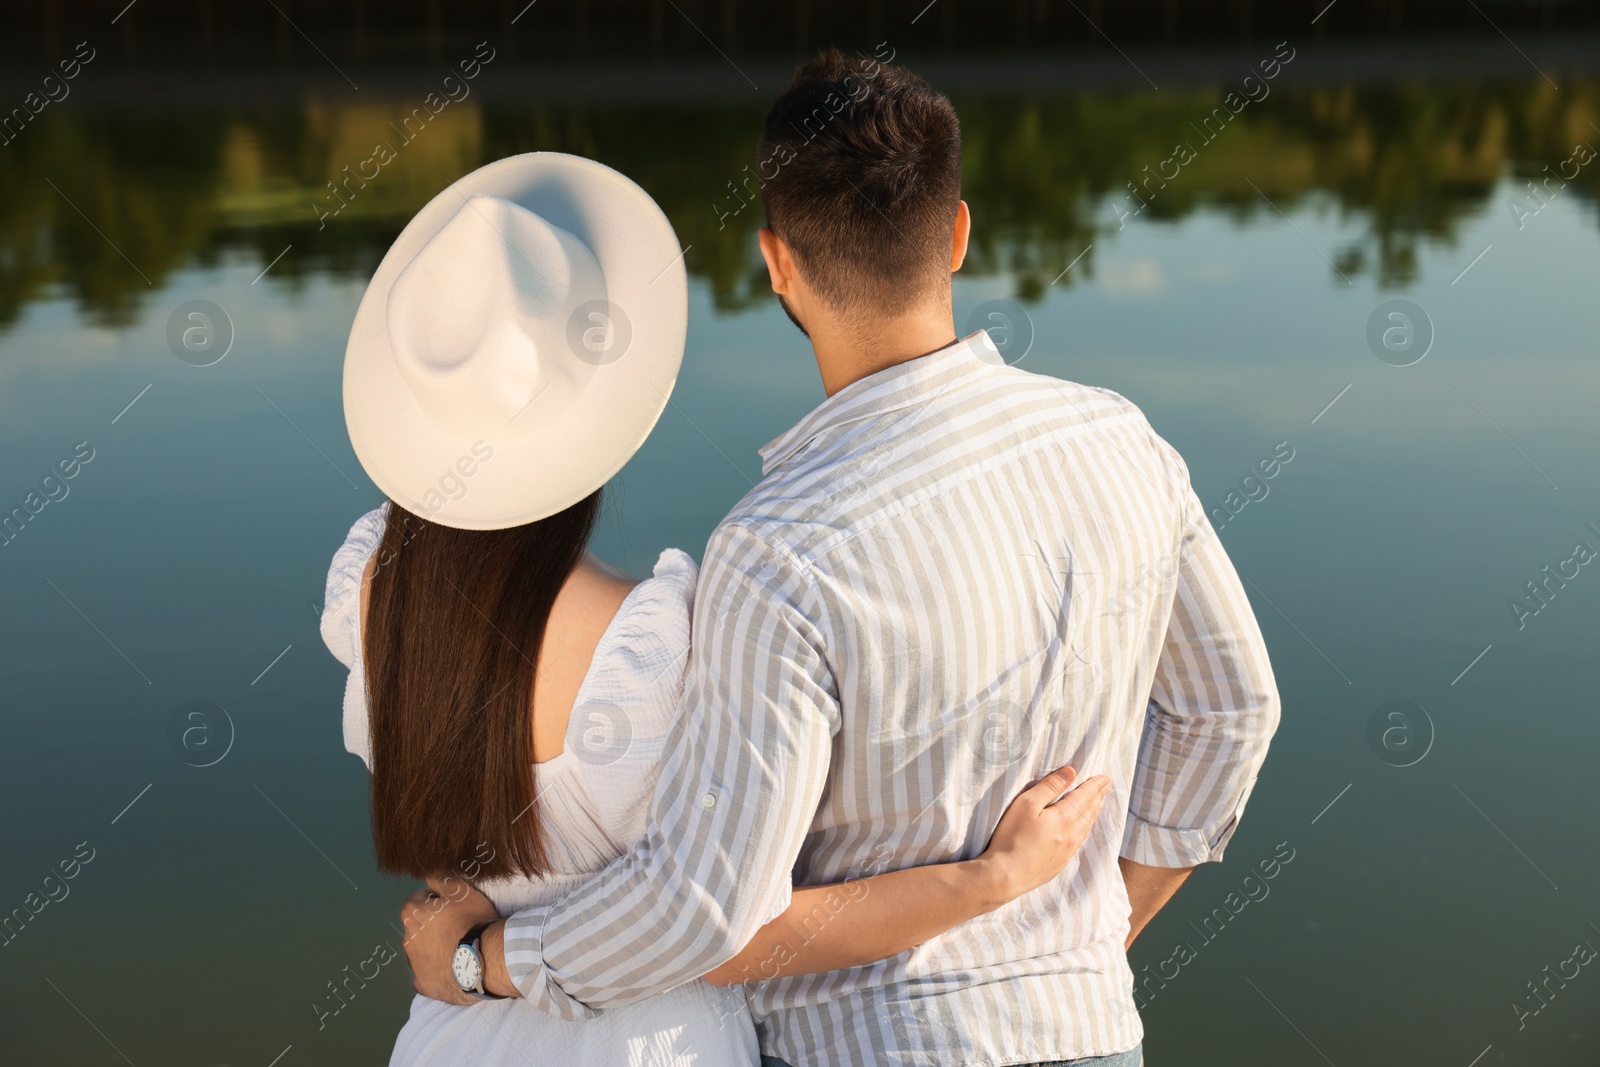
<box><xmin>1</xmin><ymin>76</ymin><xmax>1595</xmax><ymax>330</ymax></box>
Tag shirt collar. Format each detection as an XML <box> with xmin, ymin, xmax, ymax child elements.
<box><xmin>758</xmin><ymin>329</ymin><xmax>1004</xmax><ymax>476</ymax></box>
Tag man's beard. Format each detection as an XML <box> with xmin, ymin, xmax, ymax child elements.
<box><xmin>777</xmin><ymin>293</ymin><xmax>809</xmax><ymax>338</ymax></box>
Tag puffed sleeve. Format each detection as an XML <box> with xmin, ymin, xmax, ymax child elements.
<box><xmin>320</xmin><ymin>504</ymin><xmax>389</xmax><ymax>769</ymax></box>
<box><xmin>566</xmin><ymin>549</ymin><xmax>699</xmax><ymax>844</ymax></box>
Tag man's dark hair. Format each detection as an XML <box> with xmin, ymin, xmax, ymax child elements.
<box><xmin>758</xmin><ymin>49</ymin><xmax>962</xmax><ymax>318</ymax></box>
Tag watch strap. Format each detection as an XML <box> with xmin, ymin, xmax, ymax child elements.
<box><xmin>459</xmin><ymin>920</ymin><xmax>509</xmax><ymax>1000</ymax></box>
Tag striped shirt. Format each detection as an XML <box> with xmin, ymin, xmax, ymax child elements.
<box><xmin>504</xmin><ymin>330</ymin><xmax>1280</xmax><ymax>1065</ymax></box>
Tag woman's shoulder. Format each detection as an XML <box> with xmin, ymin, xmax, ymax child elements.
<box><xmin>584</xmin><ymin>548</ymin><xmax>699</xmax><ymax>685</ymax></box>
<box><xmin>558</xmin><ymin>549</ymin><xmax>698</xmax><ymax>839</ymax></box>
<box><xmin>563</xmin><ymin>549</ymin><xmax>698</xmax><ymax>739</ymax></box>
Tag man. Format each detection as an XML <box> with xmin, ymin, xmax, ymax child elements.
<box><xmin>405</xmin><ymin>50</ymin><xmax>1279</xmax><ymax>1066</ymax></box>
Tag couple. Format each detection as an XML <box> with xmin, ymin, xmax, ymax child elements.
<box><xmin>321</xmin><ymin>51</ymin><xmax>1279</xmax><ymax>1067</ymax></box>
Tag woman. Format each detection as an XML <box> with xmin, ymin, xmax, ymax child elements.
<box><xmin>324</xmin><ymin>152</ymin><xmax>1109</xmax><ymax>1065</ymax></box>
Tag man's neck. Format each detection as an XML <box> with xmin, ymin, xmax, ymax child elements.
<box><xmin>811</xmin><ymin>304</ymin><xmax>960</xmax><ymax>397</ymax></box>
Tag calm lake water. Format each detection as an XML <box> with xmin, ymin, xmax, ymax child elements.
<box><xmin>2</xmin><ymin>59</ymin><xmax>1598</xmax><ymax>1067</ymax></box>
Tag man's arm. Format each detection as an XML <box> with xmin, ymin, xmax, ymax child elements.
<box><xmin>470</xmin><ymin>524</ymin><xmax>838</xmax><ymax>1017</ymax></box>
<box><xmin>1119</xmin><ymin>441</ymin><xmax>1281</xmax><ymax>944</ymax></box>
<box><xmin>1118</xmin><ymin>858</ymin><xmax>1191</xmax><ymax>949</ymax></box>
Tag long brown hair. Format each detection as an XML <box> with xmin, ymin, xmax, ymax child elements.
<box><xmin>363</xmin><ymin>492</ymin><xmax>602</xmax><ymax>882</ymax></box>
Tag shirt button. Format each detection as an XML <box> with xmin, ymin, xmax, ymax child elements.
<box><xmin>700</xmin><ymin>792</ymin><xmax>717</xmax><ymax>810</ymax></box>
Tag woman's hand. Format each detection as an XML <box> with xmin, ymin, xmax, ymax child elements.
<box><xmin>969</xmin><ymin>766</ymin><xmax>1111</xmax><ymax>908</ymax></box>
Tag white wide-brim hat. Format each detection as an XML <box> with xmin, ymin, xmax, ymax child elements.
<box><xmin>344</xmin><ymin>152</ymin><xmax>687</xmax><ymax>530</ymax></box>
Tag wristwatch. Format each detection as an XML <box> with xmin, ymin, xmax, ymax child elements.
<box><xmin>452</xmin><ymin>920</ymin><xmax>508</xmax><ymax>1000</ymax></box>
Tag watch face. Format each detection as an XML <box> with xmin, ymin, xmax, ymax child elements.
<box><xmin>452</xmin><ymin>943</ymin><xmax>480</xmax><ymax>991</ymax></box>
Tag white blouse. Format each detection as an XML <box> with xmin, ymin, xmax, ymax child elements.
<box><xmin>320</xmin><ymin>505</ymin><xmax>758</xmax><ymax>1067</ymax></box>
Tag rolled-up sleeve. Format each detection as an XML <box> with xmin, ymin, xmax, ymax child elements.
<box><xmin>501</xmin><ymin>523</ymin><xmax>838</xmax><ymax>1017</ymax></box>
<box><xmin>1121</xmin><ymin>456</ymin><xmax>1281</xmax><ymax>868</ymax></box>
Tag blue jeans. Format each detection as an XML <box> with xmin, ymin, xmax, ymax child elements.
<box><xmin>762</xmin><ymin>1045</ymin><xmax>1142</xmax><ymax>1067</ymax></box>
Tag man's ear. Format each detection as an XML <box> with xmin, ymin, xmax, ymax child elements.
<box><xmin>950</xmin><ymin>200</ymin><xmax>971</xmax><ymax>273</ymax></box>
<box><xmin>758</xmin><ymin>228</ymin><xmax>795</xmax><ymax>296</ymax></box>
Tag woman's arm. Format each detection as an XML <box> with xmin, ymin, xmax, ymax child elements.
<box><xmin>702</xmin><ymin>766</ymin><xmax>1110</xmax><ymax>986</ymax></box>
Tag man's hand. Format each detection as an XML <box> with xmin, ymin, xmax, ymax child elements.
<box><xmin>400</xmin><ymin>875</ymin><xmax>500</xmax><ymax>1004</ymax></box>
